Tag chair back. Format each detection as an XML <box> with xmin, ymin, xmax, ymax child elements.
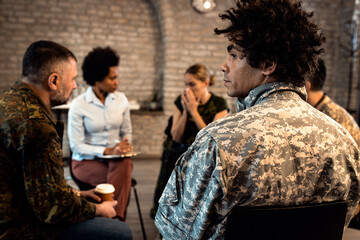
<box><xmin>225</xmin><ymin>201</ymin><xmax>348</xmax><ymax>240</ymax></box>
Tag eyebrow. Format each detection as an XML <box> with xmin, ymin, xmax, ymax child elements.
<box><xmin>227</xmin><ymin>44</ymin><xmax>247</xmax><ymax>59</ymax></box>
<box><xmin>227</xmin><ymin>45</ymin><xmax>235</xmax><ymax>52</ymax></box>
<box><xmin>227</xmin><ymin>44</ymin><xmax>244</xmax><ymax>52</ymax></box>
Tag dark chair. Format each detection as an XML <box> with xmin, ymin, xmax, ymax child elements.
<box><xmin>68</xmin><ymin>158</ymin><xmax>147</xmax><ymax>240</ymax></box>
<box><xmin>225</xmin><ymin>201</ymin><xmax>348</xmax><ymax>240</ymax></box>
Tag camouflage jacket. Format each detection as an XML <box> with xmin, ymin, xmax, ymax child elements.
<box><xmin>0</xmin><ymin>82</ymin><xmax>96</xmax><ymax>240</ymax></box>
<box><xmin>155</xmin><ymin>82</ymin><xmax>360</xmax><ymax>240</ymax></box>
<box><xmin>316</xmin><ymin>94</ymin><xmax>360</xmax><ymax>146</ymax></box>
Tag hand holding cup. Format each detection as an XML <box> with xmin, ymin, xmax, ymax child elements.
<box><xmin>94</xmin><ymin>183</ymin><xmax>115</xmax><ymax>202</ymax></box>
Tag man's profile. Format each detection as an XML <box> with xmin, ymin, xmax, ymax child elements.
<box><xmin>155</xmin><ymin>1</ymin><xmax>360</xmax><ymax>239</ymax></box>
<box><xmin>0</xmin><ymin>40</ymin><xmax>132</xmax><ymax>240</ymax></box>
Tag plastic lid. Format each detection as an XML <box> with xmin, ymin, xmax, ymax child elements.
<box><xmin>95</xmin><ymin>183</ymin><xmax>115</xmax><ymax>194</ymax></box>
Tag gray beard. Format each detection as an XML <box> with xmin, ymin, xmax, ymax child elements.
<box><xmin>50</xmin><ymin>98</ymin><xmax>67</xmax><ymax>107</ymax></box>
<box><xmin>50</xmin><ymin>87</ymin><xmax>68</xmax><ymax>107</ymax></box>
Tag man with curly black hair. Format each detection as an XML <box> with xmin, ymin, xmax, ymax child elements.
<box><xmin>155</xmin><ymin>0</ymin><xmax>360</xmax><ymax>239</ymax></box>
<box><xmin>68</xmin><ymin>46</ymin><xmax>133</xmax><ymax>221</ymax></box>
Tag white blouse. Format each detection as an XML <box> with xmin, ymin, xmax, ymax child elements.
<box><xmin>68</xmin><ymin>87</ymin><xmax>132</xmax><ymax>161</ymax></box>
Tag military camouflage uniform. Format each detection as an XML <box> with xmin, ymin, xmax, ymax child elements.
<box><xmin>155</xmin><ymin>82</ymin><xmax>360</xmax><ymax>239</ymax></box>
<box><xmin>316</xmin><ymin>94</ymin><xmax>360</xmax><ymax>146</ymax></box>
<box><xmin>0</xmin><ymin>82</ymin><xmax>96</xmax><ymax>240</ymax></box>
<box><xmin>316</xmin><ymin>95</ymin><xmax>360</xmax><ymax>229</ymax></box>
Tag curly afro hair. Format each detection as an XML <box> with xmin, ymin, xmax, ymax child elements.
<box><xmin>82</xmin><ymin>46</ymin><xmax>119</xmax><ymax>86</ymax></box>
<box><xmin>214</xmin><ymin>0</ymin><xmax>325</xmax><ymax>87</ymax></box>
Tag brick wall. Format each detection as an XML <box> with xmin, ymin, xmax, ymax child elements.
<box><xmin>0</xmin><ymin>0</ymin><xmax>162</xmax><ymax>107</ymax></box>
<box><xmin>1</xmin><ymin>0</ymin><xmax>359</xmax><ymax>156</ymax></box>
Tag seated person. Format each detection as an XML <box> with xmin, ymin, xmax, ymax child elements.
<box><xmin>0</xmin><ymin>40</ymin><xmax>131</xmax><ymax>239</ymax></box>
<box><xmin>305</xmin><ymin>58</ymin><xmax>360</xmax><ymax>145</ymax></box>
<box><xmin>151</xmin><ymin>63</ymin><xmax>229</xmax><ymax>218</ymax></box>
<box><xmin>306</xmin><ymin>57</ymin><xmax>360</xmax><ymax>227</ymax></box>
<box><xmin>68</xmin><ymin>46</ymin><xmax>132</xmax><ymax>221</ymax></box>
<box><xmin>155</xmin><ymin>1</ymin><xmax>360</xmax><ymax>239</ymax></box>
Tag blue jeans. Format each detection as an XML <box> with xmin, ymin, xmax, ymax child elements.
<box><xmin>56</xmin><ymin>217</ymin><xmax>132</xmax><ymax>240</ymax></box>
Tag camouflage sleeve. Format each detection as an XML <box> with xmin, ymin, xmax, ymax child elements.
<box><xmin>155</xmin><ymin>130</ymin><xmax>223</xmax><ymax>239</ymax></box>
<box><xmin>320</xmin><ymin>97</ymin><xmax>360</xmax><ymax>147</ymax></box>
<box><xmin>339</xmin><ymin>113</ymin><xmax>360</xmax><ymax>147</ymax></box>
<box><xmin>17</xmin><ymin>118</ymin><xmax>96</xmax><ymax>224</ymax></box>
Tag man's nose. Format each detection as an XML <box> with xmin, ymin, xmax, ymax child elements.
<box><xmin>221</xmin><ymin>61</ymin><xmax>228</xmax><ymax>72</ymax></box>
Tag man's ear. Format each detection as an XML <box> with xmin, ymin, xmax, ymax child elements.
<box><xmin>305</xmin><ymin>80</ymin><xmax>311</xmax><ymax>92</ymax></box>
<box><xmin>47</xmin><ymin>73</ymin><xmax>60</xmax><ymax>91</ymax></box>
<box><xmin>204</xmin><ymin>79</ymin><xmax>210</xmax><ymax>87</ymax></box>
<box><xmin>261</xmin><ymin>59</ymin><xmax>277</xmax><ymax>76</ymax></box>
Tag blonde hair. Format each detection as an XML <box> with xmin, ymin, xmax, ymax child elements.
<box><xmin>185</xmin><ymin>63</ymin><xmax>215</xmax><ymax>86</ymax></box>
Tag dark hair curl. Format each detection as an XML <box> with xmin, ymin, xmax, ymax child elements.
<box><xmin>82</xmin><ymin>46</ymin><xmax>119</xmax><ymax>86</ymax></box>
<box><xmin>214</xmin><ymin>0</ymin><xmax>325</xmax><ymax>87</ymax></box>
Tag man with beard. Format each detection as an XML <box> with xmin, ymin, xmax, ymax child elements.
<box><xmin>0</xmin><ymin>40</ymin><xmax>132</xmax><ymax>240</ymax></box>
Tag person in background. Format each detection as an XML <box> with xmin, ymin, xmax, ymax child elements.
<box><xmin>0</xmin><ymin>40</ymin><xmax>132</xmax><ymax>240</ymax></box>
<box><xmin>306</xmin><ymin>57</ymin><xmax>360</xmax><ymax>228</ymax></box>
<box><xmin>68</xmin><ymin>46</ymin><xmax>133</xmax><ymax>221</ymax></box>
<box><xmin>305</xmin><ymin>58</ymin><xmax>360</xmax><ymax>145</ymax></box>
<box><xmin>150</xmin><ymin>63</ymin><xmax>229</xmax><ymax>218</ymax></box>
<box><xmin>155</xmin><ymin>0</ymin><xmax>360</xmax><ymax>239</ymax></box>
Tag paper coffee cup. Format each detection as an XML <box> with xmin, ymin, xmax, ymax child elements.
<box><xmin>95</xmin><ymin>183</ymin><xmax>115</xmax><ymax>201</ymax></box>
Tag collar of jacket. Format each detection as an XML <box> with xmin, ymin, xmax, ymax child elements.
<box><xmin>236</xmin><ymin>82</ymin><xmax>307</xmax><ymax>113</ymax></box>
<box><xmin>13</xmin><ymin>81</ymin><xmax>57</xmax><ymax>125</ymax></box>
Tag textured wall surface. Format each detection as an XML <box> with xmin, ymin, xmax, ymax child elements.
<box><xmin>0</xmin><ymin>0</ymin><xmax>162</xmax><ymax>107</ymax></box>
<box><xmin>0</xmin><ymin>0</ymin><xmax>358</xmax><ymax>156</ymax></box>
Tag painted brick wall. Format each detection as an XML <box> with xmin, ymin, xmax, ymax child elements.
<box><xmin>0</xmin><ymin>0</ymin><xmax>162</xmax><ymax>107</ymax></box>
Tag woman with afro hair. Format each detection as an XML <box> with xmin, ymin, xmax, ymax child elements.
<box><xmin>68</xmin><ymin>46</ymin><xmax>132</xmax><ymax>221</ymax></box>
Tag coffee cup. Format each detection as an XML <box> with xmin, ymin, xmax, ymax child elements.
<box><xmin>94</xmin><ymin>183</ymin><xmax>115</xmax><ymax>201</ymax></box>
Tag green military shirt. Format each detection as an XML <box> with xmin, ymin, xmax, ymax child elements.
<box><xmin>0</xmin><ymin>82</ymin><xmax>96</xmax><ymax>239</ymax></box>
<box><xmin>316</xmin><ymin>95</ymin><xmax>360</xmax><ymax>146</ymax></box>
